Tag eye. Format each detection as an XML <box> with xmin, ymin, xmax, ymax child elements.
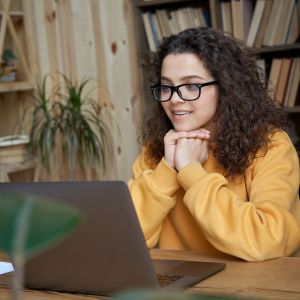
<box><xmin>160</xmin><ymin>85</ymin><xmax>171</xmax><ymax>94</ymax></box>
<box><xmin>185</xmin><ymin>84</ymin><xmax>199</xmax><ymax>91</ymax></box>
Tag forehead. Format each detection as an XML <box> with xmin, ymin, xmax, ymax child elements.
<box><xmin>161</xmin><ymin>53</ymin><xmax>211</xmax><ymax>79</ymax></box>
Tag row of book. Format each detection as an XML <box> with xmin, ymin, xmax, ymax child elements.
<box><xmin>142</xmin><ymin>6</ymin><xmax>210</xmax><ymax>52</ymax></box>
<box><xmin>265</xmin><ymin>57</ymin><xmax>300</xmax><ymax>108</ymax></box>
<box><xmin>216</xmin><ymin>0</ymin><xmax>300</xmax><ymax>48</ymax></box>
<box><xmin>142</xmin><ymin>0</ymin><xmax>300</xmax><ymax>51</ymax></box>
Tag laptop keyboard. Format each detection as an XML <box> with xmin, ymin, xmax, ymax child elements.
<box><xmin>157</xmin><ymin>273</ymin><xmax>184</xmax><ymax>287</ymax></box>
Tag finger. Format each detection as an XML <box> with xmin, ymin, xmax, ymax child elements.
<box><xmin>179</xmin><ymin>131</ymin><xmax>210</xmax><ymax>140</ymax></box>
<box><xmin>168</xmin><ymin>130</ymin><xmax>209</xmax><ymax>140</ymax></box>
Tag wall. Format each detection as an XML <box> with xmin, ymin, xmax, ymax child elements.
<box><xmin>1</xmin><ymin>0</ymin><xmax>144</xmax><ymax>181</ymax></box>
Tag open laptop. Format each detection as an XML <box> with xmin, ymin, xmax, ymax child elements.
<box><xmin>0</xmin><ymin>181</ymin><xmax>225</xmax><ymax>296</ymax></box>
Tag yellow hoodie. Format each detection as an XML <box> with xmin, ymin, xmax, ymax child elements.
<box><xmin>128</xmin><ymin>130</ymin><xmax>300</xmax><ymax>261</ymax></box>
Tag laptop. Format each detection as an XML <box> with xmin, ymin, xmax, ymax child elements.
<box><xmin>0</xmin><ymin>181</ymin><xmax>225</xmax><ymax>296</ymax></box>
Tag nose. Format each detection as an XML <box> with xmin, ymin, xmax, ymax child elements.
<box><xmin>170</xmin><ymin>90</ymin><xmax>184</xmax><ymax>104</ymax></box>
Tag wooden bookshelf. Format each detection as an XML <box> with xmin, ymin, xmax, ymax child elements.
<box><xmin>0</xmin><ymin>81</ymin><xmax>34</xmax><ymax>93</ymax></box>
<box><xmin>134</xmin><ymin>0</ymin><xmax>300</xmax><ymax>151</ymax></box>
<box><xmin>0</xmin><ymin>2</ymin><xmax>34</xmax><ymax>90</ymax></box>
<box><xmin>0</xmin><ymin>1</ymin><xmax>35</xmax><ymax>145</ymax></box>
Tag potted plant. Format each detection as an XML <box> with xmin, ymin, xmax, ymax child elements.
<box><xmin>58</xmin><ymin>75</ymin><xmax>114</xmax><ymax>179</ymax></box>
<box><xmin>0</xmin><ymin>48</ymin><xmax>17</xmax><ymax>82</ymax></box>
<box><xmin>29</xmin><ymin>74</ymin><xmax>115</xmax><ymax>180</ymax></box>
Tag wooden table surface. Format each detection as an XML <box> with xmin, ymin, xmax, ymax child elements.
<box><xmin>151</xmin><ymin>249</ymin><xmax>300</xmax><ymax>300</ymax></box>
<box><xmin>1</xmin><ymin>249</ymin><xmax>300</xmax><ymax>300</ymax></box>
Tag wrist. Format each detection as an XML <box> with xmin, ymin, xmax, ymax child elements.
<box><xmin>164</xmin><ymin>157</ymin><xmax>175</xmax><ymax>169</ymax></box>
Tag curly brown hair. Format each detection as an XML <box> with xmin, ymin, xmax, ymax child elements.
<box><xmin>141</xmin><ymin>27</ymin><xmax>289</xmax><ymax>177</ymax></box>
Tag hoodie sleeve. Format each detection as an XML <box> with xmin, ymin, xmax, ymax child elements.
<box><xmin>177</xmin><ymin>131</ymin><xmax>300</xmax><ymax>261</ymax></box>
<box><xmin>128</xmin><ymin>148</ymin><xmax>181</xmax><ymax>247</ymax></box>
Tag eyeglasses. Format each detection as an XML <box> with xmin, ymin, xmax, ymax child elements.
<box><xmin>150</xmin><ymin>80</ymin><xmax>218</xmax><ymax>102</ymax></box>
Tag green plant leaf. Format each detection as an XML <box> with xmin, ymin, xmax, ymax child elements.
<box><xmin>2</xmin><ymin>48</ymin><xmax>17</xmax><ymax>62</ymax></box>
<box><xmin>0</xmin><ymin>192</ymin><xmax>82</xmax><ymax>258</ymax></box>
<box><xmin>28</xmin><ymin>73</ymin><xmax>116</xmax><ymax>179</ymax></box>
<box><xmin>114</xmin><ymin>290</ymin><xmax>256</xmax><ymax>300</ymax></box>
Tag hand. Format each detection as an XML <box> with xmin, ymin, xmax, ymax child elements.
<box><xmin>164</xmin><ymin>129</ymin><xmax>210</xmax><ymax>169</ymax></box>
<box><xmin>164</xmin><ymin>129</ymin><xmax>178</xmax><ymax>168</ymax></box>
<box><xmin>175</xmin><ymin>134</ymin><xmax>209</xmax><ymax>171</ymax></box>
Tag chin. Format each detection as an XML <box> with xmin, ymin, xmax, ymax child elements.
<box><xmin>173</xmin><ymin>125</ymin><xmax>198</xmax><ymax>132</ymax></box>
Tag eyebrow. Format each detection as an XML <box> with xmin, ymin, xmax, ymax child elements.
<box><xmin>161</xmin><ymin>75</ymin><xmax>205</xmax><ymax>82</ymax></box>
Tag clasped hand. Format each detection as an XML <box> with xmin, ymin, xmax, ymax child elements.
<box><xmin>164</xmin><ymin>129</ymin><xmax>210</xmax><ymax>171</ymax></box>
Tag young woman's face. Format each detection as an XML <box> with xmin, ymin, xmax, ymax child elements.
<box><xmin>160</xmin><ymin>53</ymin><xmax>219</xmax><ymax>133</ymax></box>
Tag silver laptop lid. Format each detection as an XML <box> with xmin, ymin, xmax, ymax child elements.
<box><xmin>0</xmin><ymin>181</ymin><xmax>159</xmax><ymax>295</ymax></box>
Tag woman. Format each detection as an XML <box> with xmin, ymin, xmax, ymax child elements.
<box><xmin>128</xmin><ymin>27</ymin><xmax>300</xmax><ymax>261</ymax></box>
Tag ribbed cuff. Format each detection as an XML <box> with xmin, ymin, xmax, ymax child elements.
<box><xmin>177</xmin><ymin>162</ymin><xmax>207</xmax><ymax>191</ymax></box>
<box><xmin>148</xmin><ymin>158</ymin><xmax>180</xmax><ymax>195</ymax></box>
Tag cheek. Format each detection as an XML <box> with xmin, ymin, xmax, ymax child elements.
<box><xmin>210</xmin><ymin>98</ymin><xmax>218</xmax><ymax>114</ymax></box>
<box><xmin>202</xmin><ymin>91</ymin><xmax>219</xmax><ymax>114</ymax></box>
<box><xmin>161</xmin><ymin>103</ymin><xmax>170</xmax><ymax>115</ymax></box>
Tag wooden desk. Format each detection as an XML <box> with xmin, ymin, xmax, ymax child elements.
<box><xmin>1</xmin><ymin>250</ymin><xmax>300</xmax><ymax>300</ymax></box>
<box><xmin>151</xmin><ymin>250</ymin><xmax>300</xmax><ymax>300</ymax></box>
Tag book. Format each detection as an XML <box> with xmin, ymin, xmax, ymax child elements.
<box><xmin>231</xmin><ymin>0</ymin><xmax>254</xmax><ymax>41</ymax></box>
<box><xmin>194</xmin><ymin>7</ymin><xmax>207</xmax><ymax>27</ymax></box>
<box><xmin>267</xmin><ymin>58</ymin><xmax>283</xmax><ymax>94</ymax></box>
<box><xmin>142</xmin><ymin>12</ymin><xmax>156</xmax><ymax>52</ymax></box>
<box><xmin>246</xmin><ymin>0</ymin><xmax>266</xmax><ymax>47</ymax></box>
<box><xmin>210</xmin><ymin>0</ymin><xmax>223</xmax><ymax>30</ymax></box>
<box><xmin>275</xmin><ymin>58</ymin><xmax>293</xmax><ymax>105</ymax></box>
<box><xmin>184</xmin><ymin>7</ymin><xmax>198</xmax><ymax>28</ymax></box>
<box><xmin>285</xmin><ymin>58</ymin><xmax>300</xmax><ymax>108</ymax></box>
<box><xmin>174</xmin><ymin>8</ymin><xmax>190</xmax><ymax>31</ymax></box>
<box><xmin>263</xmin><ymin>0</ymin><xmax>282</xmax><ymax>46</ymax></box>
<box><xmin>156</xmin><ymin>9</ymin><xmax>172</xmax><ymax>38</ymax></box>
<box><xmin>286</xmin><ymin>0</ymin><xmax>300</xmax><ymax>44</ymax></box>
<box><xmin>149</xmin><ymin>13</ymin><xmax>162</xmax><ymax>47</ymax></box>
<box><xmin>231</xmin><ymin>0</ymin><xmax>241</xmax><ymax>39</ymax></box>
<box><xmin>168</xmin><ymin>10</ymin><xmax>180</xmax><ymax>35</ymax></box>
<box><xmin>0</xmin><ymin>135</ymin><xmax>29</xmax><ymax>147</ymax></box>
<box><xmin>0</xmin><ymin>135</ymin><xmax>30</xmax><ymax>164</ymax></box>
<box><xmin>283</xmin><ymin>58</ymin><xmax>297</xmax><ymax>107</ymax></box>
<box><xmin>254</xmin><ymin>0</ymin><xmax>274</xmax><ymax>48</ymax></box>
<box><xmin>241</xmin><ymin>0</ymin><xmax>254</xmax><ymax>41</ymax></box>
<box><xmin>221</xmin><ymin>1</ymin><xmax>233</xmax><ymax>35</ymax></box>
<box><xmin>273</xmin><ymin>0</ymin><xmax>295</xmax><ymax>45</ymax></box>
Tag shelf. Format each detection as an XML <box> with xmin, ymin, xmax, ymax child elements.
<box><xmin>284</xmin><ymin>106</ymin><xmax>300</xmax><ymax>114</ymax></box>
<box><xmin>138</xmin><ymin>0</ymin><xmax>196</xmax><ymax>8</ymax></box>
<box><xmin>253</xmin><ymin>43</ymin><xmax>300</xmax><ymax>55</ymax></box>
<box><xmin>0</xmin><ymin>81</ymin><xmax>35</xmax><ymax>93</ymax></box>
<box><xmin>0</xmin><ymin>11</ymin><xmax>24</xmax><ymax>17</ymax></box>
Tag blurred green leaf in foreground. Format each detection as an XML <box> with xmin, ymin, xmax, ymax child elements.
<box><xmin>0</xmin><ymin>192</ymin><xmax>82</xmax><ymax>299</ymax></box>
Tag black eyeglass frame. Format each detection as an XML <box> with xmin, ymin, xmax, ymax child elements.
<box><xmin>150</xmin><ymin>80</ymin><xmax>218</xmax><ymax>102</ymax></box>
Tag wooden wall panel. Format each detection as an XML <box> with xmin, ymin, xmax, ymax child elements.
<box><xmin>56</xmin><ymin>0</ymin><xmax>77</xmax><ymax>78</ymax></box>
<box><xmin>96</xmin><ymin>0</ymin><xmax>142</xmax><ymax>180</ymax></box>
<box><xmin>31</xmin><ymin>1</ymin><xmax>51</xmax><ymax>79</ymax></box>
<box><xmin>28</xmin><ymin>0</ymin><xmax>142</xmax><ymax>181</ymax></box>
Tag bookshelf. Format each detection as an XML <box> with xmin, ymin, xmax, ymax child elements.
<box><xmin>0</xmin><ymin>1</ymin><xmax>35</xmax><ymax>180</ymax></box>
<box><xmin>134</xmin><ymin>0</ymin><xmax>300</xmax><ymax>150</ymax></box>
<box><xmin>0</xmin><ymin>1</ymin><xmax>36</xmax><ymax>136</ymax></box>
<box><xmin>0</xmin><ymin>1</ymin><xmax>34</xmax><ymax>92</ymax></box>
